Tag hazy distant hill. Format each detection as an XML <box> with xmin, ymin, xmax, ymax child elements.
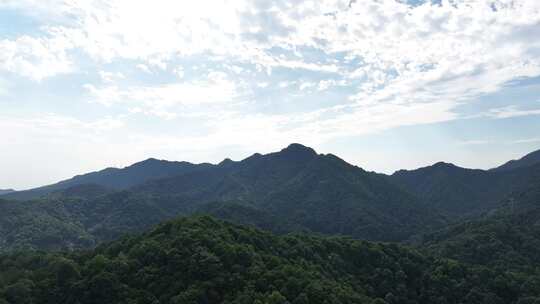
<box><xmin>0</xmin><ymin>189</ymin><xmax>14</xmax><ymax>195</ymax></box>
<box><xmin>390</xmin><ymin>159</ymin><xmax>540</xmax><ymax>216</ymax></box>
<box><xmin>0</xmin><ymin>144</ymin><xmax>446</xmax><ymax>251</ymax></box>
<box><xmin>492</xmin><ymin>148</ymin><xmax>540</xmax><ymax>172</ymax></box>
<box><xmin>2</xmin><ymin>144</ymin><xmax>540</xmax><ymax>252</ymax></box>
<box><xmin>131</xmin><ymin>143</ymin><xmax>445</xmax><ymax>241</ymax></box>
<box><xmin>3</xmin><ymin>158</ymin><xmax>213</xmax><ymax>200</ymax></box>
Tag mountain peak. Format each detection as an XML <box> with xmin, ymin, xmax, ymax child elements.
<box><xmin>281</xmin><ymin>143</ymin><xmax>317</xmax><ymax>155</ymax></box>
<box><xmin>433</xmin><ymin>161</ymin><xmax>458</xmax><ymax>168</ymax></box>
<box><xmin>274</xmin><ymin>143</ymin><xmax>318</xmax><ymax>163</ymax></box>
<box><xmin>134</xmin><ymin>157</ymin><xmax>162</xmax><ymax>165</ymax></box>
<box><xmin>219</xmin><ymin>158</ymin><xmax>235</xmax><ymax>166</ymax></box>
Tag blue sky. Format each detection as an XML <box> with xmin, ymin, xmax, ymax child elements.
<box><xmin>1</xmin><ymin>0</ymin><xmax>540</xmax><ymax>189</ymax></box>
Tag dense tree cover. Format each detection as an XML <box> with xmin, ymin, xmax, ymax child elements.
<box><xmin>128</xmin><ymin>144</ymin><xmax>445</xmax><ymax>241</ymax></box>
<box><xmin>0</xmin><ymin>144</ymin><xmax>447</xmax><ymax>252</ymax></box>
<box><xmin>422</xmin><ymin>178</ymin><xmax>540</xmax><ymax>271</ymax></box>
<box><xmin>1</xmin><ymin>145</ymin><xmax>540</xmax><ymax>302</ymax></box>
<box><xmin>424</xmin><ymin>208</ymin><xmax>540</xmax><ymax>272</ymax></box>
<box><xmin>0</xmin><ymin>192</ymin><xmax>191</xmax><ymax>251</ymax></box>
<box><xmin>1</xmin><ymin>216</ymin><xmax>537</xmax><ymax>304</ymax></box>
<box><xmin>415</xmin><ymin>181</ymin><xmax>540</xmax><ymax>303</ymax></box>
<box><xmin>390</xmin><ymin>161</ymin><xmax>540</xmax><ymax>216</ymax></box>
<box><xmin>2</xmin><ymin>145</ymin><xmax>540</xmax><ymax>252</ymax></box>
<box><xmin>0</xmin><ymin>198</ymin><xmax>95</xmax><ymax>251</ymax></box>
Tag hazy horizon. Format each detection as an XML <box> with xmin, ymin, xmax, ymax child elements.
<box><xmin>3</xmin><ymin>142</ymin><xmax>539</xmax><ymax>191</ymax></box>
<box><xmin>2</xmin><ymin>0</ymin><xmax>540</xmax><ymax>189</ymax></box>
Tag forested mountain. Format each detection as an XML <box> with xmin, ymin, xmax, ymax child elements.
<box><xmin>1</xmin><ymin>144</ymin><xmax>540</xmax><ymax>302</ymax></box>
<box><xmin>2</xmin><ymin>215</ymin><xmax>539</xmax><ymax>304</ymax></box>
<box><xmin>0</xmin><ymin>189</ymin><xmax>14</xmax><ymax>195</ymax></box>
<box><xmin>0</xmin><ymin>144</ymin><xmax>446</xmax><ymax>252</ymax></box>
<box><xmin>492</xmin><ymin>149</ymin><xmax>540</xmax><ymax>172</ymax></box>
<box><xmin>423</xmin><ymin>207</ymin><xmax>540</xmax><ymax>272</ymax></box>
<box><xmin>131</xmin><ymin>144</ymin><xmax>445</xmax><ymax>241</ymax></box>
<box><xmin>3</xmin><ymin>144</ymin><xmax>540</xmax><ymax>252</ymax></box>
<box><xmin>389</xmin><ymin>160</ymin><xmax>540</xmax><ymax>216</ymax></box>
<box><xmin>1</xmin><ymin>158</ymin><xmax>212</xmax><ymax>201</ymax></box>
<box><xmin>419</xmin><ymin>184</ymin><xmax>540</xmax><ymax>300</ymax></box>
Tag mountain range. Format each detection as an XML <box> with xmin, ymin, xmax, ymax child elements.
<box><xmin>1</xmin><ymin>143</ymin><xmax>539</xmax><ymax>252</ymax></box>
<box><xmin>0</xmin><ymin>144</ymin><xmax>446</xmax><ymax>251</ymax></box>
<box><xmin>2</xmin><ymin>158</ymin><xmax>212</xmax><ymax>200</ymax></box>
<box><xmin>390</xmin><ymin>161</ymin><xmax>540</xmax><ymax>216</ymax></box>
<box><xmin>1</xmin><ymin>144</ymin><xmax>540</xmax><ymax>303</ymax></box>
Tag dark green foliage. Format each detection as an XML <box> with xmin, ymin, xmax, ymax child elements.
<box><xmin>195</xmin><ymin>201</ymin><xmax>304</xmax><ymax>234</ymax></box>
<box><xmin>0</xmin><ymin>216</ymin><xmax>534</xmax><ymax>304</ymax></box>
<box><xmin>132</xmin><ymin>144</ymin><xmax>445</xmax><ymax>241</ymax></box>
<box><xmin>1</xmin><ymin>145</ymin><xmax>540</xmax><ymax>303</ymax></box>
<box><xmin>0</xmin><ymin>144</ymin><xmax>446</xmax><ymax>252</ymax></box>
<box><xmin>390</xmin><ymin>161</ymin><xmax>540</xmax><ymax>216</ymax></box>
<box><xmin>423</xmin><ymin>207</ymin><xmax>540</xmax><ymax>274</ymax></box>
<box><xmin>0</xmin><ymin>198</ymin><xmax>95</xmax><ymax>251</ymax></box>
<box><xmin>419</xmin><ymin>183</ymin><xmax>540</xmax><ymax>303</ymax></box>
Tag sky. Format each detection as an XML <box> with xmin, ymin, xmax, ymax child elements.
<box><xmin>1</xmin><ymin>0</ymin><xmax>540</xmax><ymax>190</ymax></box>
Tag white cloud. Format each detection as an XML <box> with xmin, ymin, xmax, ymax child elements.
<box><xmin>486</xmin><ymin>106</ymin><xmax>540</xmax><ymax>119</ymax></box>
<box><xmin>99</xmin><ymin>70</ymin><xmax>124</xmax><ymax>83</ymax></box>
<box><xmin>84</xmin><ymin>71</ymin><xmax>241</xmax><ymax>118</ymax></box>
<box><xmin>510</xmin><ymin>138</ymin><xmax>540</xmax><ymax>144</ymax></box>
<box><xmin>0</xmin><ymin>35</ymin><xmax>73</xmax><ymax>81</ymax></box>
<box><xmin>318</xmin><ymin>79</ymin><xmax>347</xmax><ymax>91</ymax></box>
<box><xmin>136</xmin><ymin>64</ymin><xmax>151</xmax><ymax>74</ymax></box>
<box><xmin>458</xmin><ymin>139</ymin><xmax>492</xmax><ymax>146</ymax></box>
<box><xmin>2</xmin><ymin>0</ymin><xmax>540</xmax><ymax>187</ymax></box>
<box><xmin>173</xmin><ymin>66</ymin><xmax>185</xmax><ymax>79</ymax></box>
<box><xmin>3</xmin><ymin>0</ymin><xmax>538</xmax><ymax>115</ymax></box>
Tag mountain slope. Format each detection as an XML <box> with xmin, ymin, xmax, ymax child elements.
<box><xmin>1</xmin><ymin>216</ymin><xmax>536</xmax><ymax>304</ymax></box>
<box><xmin>492</xmin><ymin>148</ymin><xmax>540</xmax><ymax>172</ymax></box>
<box><xmin>390</xmin><ymin>163</ymin><xmax>507</xmax><ymax>215</ymax></box>
<box><xmin>0</xmin><ymin>189</ymin><xmax>14</xmax><ymax>195</ymax></box>
<box><xmin>421</xmin><ymin>173</ymin><xmax>540</xmax><ymax>276</ymax></box>
<box><xmin>390</xmin><ymin>161</ymin><xmax>540</xmax><ymax>216</ymax></box>
<box><xmin>417</xmin><ymin>167</ymin><xmax>540</xmax><ymax>274</ymax></box>
<box><xmin>0</xmin><ymin>144</ymin><xmax>445</xmax><ymax>251</ymax></box>
<box><xmin>132</xmin><ymin>144</ymin><xmax>445</xmax><ymax>241</ymax></box>
<box><xmin>3</xmin><ymin>158</ymin><xmax>212</xmax><ymax>200</ymax></box>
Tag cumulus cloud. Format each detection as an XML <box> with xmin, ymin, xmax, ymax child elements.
<box><xmin>2</xmin><ymin>0</ymin><xmax>540</xmax><ymax>181</ymax></box>
<box><xmin>84</xmin><ymin>71</ymin><xmax>241</xmax><ymax>118</ymax></box>
<box><xmin>0</xmin><ymin>35</ymin><xmax>73</xmax><ymax>81</ymax></box>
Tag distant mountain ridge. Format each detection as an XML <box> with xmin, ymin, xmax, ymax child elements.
<box><xmin>2</xmin><ymin>158</ymin><xmax>213</xmax><ymax>200</ymax></box>
<box><xmin>2</xmin><ymin>144</ymin><xmax>540</xmax><ymax>251</ymax></box>
<box><xmin>0</xmin><ymin>189</ymin><xmax>14</xmax><ymax>195</ymax></box>
<box><xmin>0</xmin><ymin>144</ymin><xmax>446</xmax><ymax>251</ymax></box>
<box><xmin>129</xmin><ymin>143</ymin><xmax>444</xmax><ymax>241</ymax></box>
<box><xmin>492</xmin><ymin>148</ymin><xmax>540</xmax><ymax>171</ymax></box>
<box><xmin>390</xmin><ymin>162</ymin><xmax>507</xmax><ymax>215</ymax></box>
<box><xmin>2</xmin><ymin>145</ymin><xmax>540</xmax><ymax>303</ymax></box>
<box><xmin>390</xmin><ymin>152</ymin><xmax>540</xmax><ymax>216</ymax></box>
